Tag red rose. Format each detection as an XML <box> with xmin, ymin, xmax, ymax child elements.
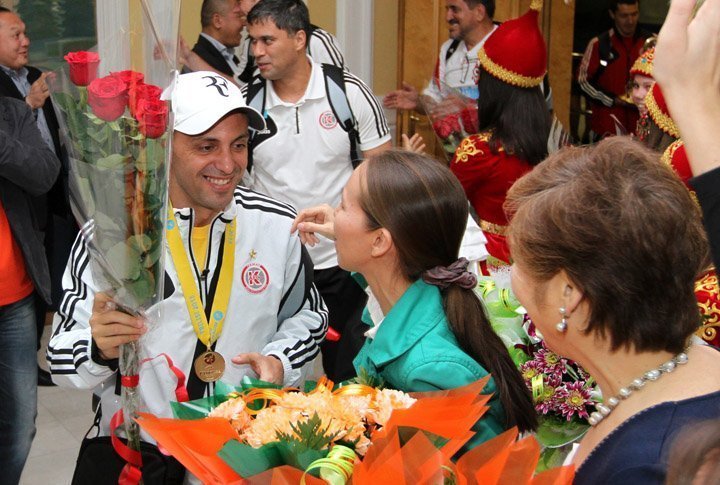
<box><xmin>128</xmin><ymin>83</ymin><xmax>162</xmax><ymax>117</ymax></box>
<box><xmin>459</xmin><ymin>105</ymin><xmax>478</xmax><ymax>135</ymax></box>
<box><xmin>432</xmin><ymin>115</ymin><xmax>461</xmax><ymax>139</ymax></box>
<box><xmin>110</xmin><ymin>70</ymin><xmax>145</xmax><ymax>88</ymax></box>
<box><xmin>135</xmin><ymin>98</ymin><xmax>169</xmax><ymax>139</ymax></box>
<box><xmin>64</xmin><ymin>51</ymin><xmax>100</xmax><ymax>87</ymax></box>
<box><xmin>87</xmin><ymin>76</ymin><xmax>128</xmax><ymax>121</ymax></box>
<box><xmin>432</xmin><ymin>120</ymin><xmax>451</xmax><ymax>139</ymax></box>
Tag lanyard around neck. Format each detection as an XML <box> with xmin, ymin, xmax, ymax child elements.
<box><xmin>166</xmin><ymin>207</ymin><xmax>236</xmax><ymax>349</ymax></box>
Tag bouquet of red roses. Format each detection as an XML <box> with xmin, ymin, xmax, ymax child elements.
<box><xmin>426</xmin><ymin>83</ymin><xmax>479</xmax><ymax>159</ymax></box>
<box><xmin>54</xmin><ymin>60</ymin><xmax>170</xmax><ymax>308</ymax></box>
<box><xmin>51</xmin><ymin>0</ymin><xmax>179</xmax><ymax>474</ymax></box>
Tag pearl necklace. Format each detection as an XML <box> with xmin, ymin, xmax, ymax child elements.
<box><xmin>588</xmin><ymin>349</ymin><xmax>689</xmax><ymax>426</ymax></box>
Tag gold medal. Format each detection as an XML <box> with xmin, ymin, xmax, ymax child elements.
<box><xmin>193</xmin><ymin>350</ymin><xmax>225</xmax><ymax>383</ymax></box>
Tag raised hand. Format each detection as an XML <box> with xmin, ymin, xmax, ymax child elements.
<box><xmin>383</xmin><ymin>82</ymin><xmax>420</xmax><ymax>111</ymax></box>
<box><xmin>290</xmin><ymin>204</ymin><xmax>336</xmax><ymax>247</ymax></box>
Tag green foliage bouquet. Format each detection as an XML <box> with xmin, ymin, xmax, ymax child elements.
<box><xmin>475</xmin><ymin>275</ymin><xmax>601</xmax><ymax>470</ymax></box>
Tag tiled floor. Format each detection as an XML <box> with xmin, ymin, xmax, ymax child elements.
<box><xmin>20</xmin><ymin>328</ymin><xmax>95</xmax><ymax>485</ymax></box>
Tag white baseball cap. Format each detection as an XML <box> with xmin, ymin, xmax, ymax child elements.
<box><xmin>162</xmin><ymin>71</ymin><xmax>265</xmax><ymax>135</ymax></box>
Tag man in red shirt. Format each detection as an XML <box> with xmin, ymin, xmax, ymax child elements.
<box><xmin>0</xmin><ymin>96</ymin><xmax>59</xmax><ymax>484</ymax></box>
<box><xmin>578</xmin><ymin>0</ymin><xmax>650</xmax><ymax>140</ymax></box>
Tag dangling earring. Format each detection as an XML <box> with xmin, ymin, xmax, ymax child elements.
<box><xmin>556</xmin><ymin>307</ymin><xmax>568</xmax><ymax>333</ymax></box>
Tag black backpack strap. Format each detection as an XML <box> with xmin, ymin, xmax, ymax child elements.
<box><xmin>321</xmin><ymin>63</ymin><xmax>362</xmax><ymax>167</ymax></box>
<box><xmin>238</xmin><ymin>40</ymin><xmax>255</xmax><ymax>84</ymax></box>
<box><xmin>445</xmin><ymin>38</ymin><xmax>461</xmax><ymax>62</ymax></box>
<box><xmin>245</xmin><ymin>75</ymin><xmax>268</xmax><ymax>173</ymax></box>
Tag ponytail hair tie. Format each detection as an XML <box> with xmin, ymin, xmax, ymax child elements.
<box><xmin>422</xmin><ymin>257</ymin><xmax>477</xmax><ymax>290</ymax></box>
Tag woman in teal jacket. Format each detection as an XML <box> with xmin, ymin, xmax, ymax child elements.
<box><xmin>293</xmin><ymin>149</ymin><xmax>537</xmax><ymax>447</ymax></box>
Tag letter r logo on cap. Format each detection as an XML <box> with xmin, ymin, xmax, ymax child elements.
<box><xmin>203</xmin><ymin>75</ymin><xmax>229</xmax><ymax>97</ymax></box>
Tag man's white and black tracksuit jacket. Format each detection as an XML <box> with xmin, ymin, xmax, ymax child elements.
<box><xmin>47</xmin><ymin>187</ymin><xmax>328</xmax><ymax>441</ymax></box>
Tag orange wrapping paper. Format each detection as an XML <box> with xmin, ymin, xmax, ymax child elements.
<box><xmin>137</xmin><ymin>377</ymin><xmax>575</xmax><ymax>484</ymax></box>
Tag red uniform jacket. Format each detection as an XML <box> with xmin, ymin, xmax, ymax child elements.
<box><xmin>578</xmin><ymin>28</ymin><xmax>647</xmax><ymax>138</ymax></box>
<box><xmin>450</xmin><ymin>133</ymin><xmax>533</xmax><ymax>263</ymax></box>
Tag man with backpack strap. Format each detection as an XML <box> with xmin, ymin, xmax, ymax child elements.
<box><xmin>383</xmin><ymin>0</ymin><xmax>497</xmax><ymax>113</ymax></box>
<box><xmin>242</xmin><ymin>0</ymin><xmax>391</xmax><ymax>382</ymax></box>
<box><xmin>235</xmin><ymin>0</ymin><xmax>345</xmax><ymax>86</ymax></box>
<box><xmin>577</xmin><ymin>0</ymin><xmax>650</xmax><ymax>140</ymax></box>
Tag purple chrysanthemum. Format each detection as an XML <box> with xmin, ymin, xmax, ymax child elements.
<box><xmin>520</xmin><ymin>362</ymin><xmax>562</xmax><ymax>415</ymax></box>
<box><xmin>520</xmin><ymin>360</ymin><xmax>542</xmax><ymax>382</ymax></box>
<box><xmin>555</xmin><ymin>381</ymin><xmax>592</xmax><ymax>421</ymax></box>
<box><xmin>533</xmin><ymin>345</ymin><xmax>567</xmax><ymax>378</ymax></box>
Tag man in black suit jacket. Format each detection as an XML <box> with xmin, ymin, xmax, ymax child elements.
<box><xmin>0</xmin><ymin>7</ymin><xmax>75</xmax><ymax>385</ymax></box>
<box><xmin>191</xmin><ymin>0</ymin><xmax>244</xmax><ymax>77</ymax></box>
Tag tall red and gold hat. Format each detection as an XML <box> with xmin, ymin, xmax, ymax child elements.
<box><xmin>629</xmin><ymin>47</ymin><xmax>655</xmax><ymax>78</ymax></box>
<box><xmin>661</xmin><ymin>139</ymin><xmax>693</xmax><ymax>187</ymax></box>
<box><xmin>478</xmin><ymin>0</ymin><xmax>547</xmax><ymax>88</ymax></box>
<box><xmin>645</xmin><ymin>83</ymin><xmax>680</xmax><ymax>138</ymax></box>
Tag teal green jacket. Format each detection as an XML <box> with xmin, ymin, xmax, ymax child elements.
<box><xmin>352</xmin><ymin>279</ymin><xmax>507</xmax><ymax>448</ymax></box>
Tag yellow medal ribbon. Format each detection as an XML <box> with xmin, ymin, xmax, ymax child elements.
<box><xmin>166</xmin><ymin>207</ymin><xmax>236</xmax><ymax>350</ymax></box>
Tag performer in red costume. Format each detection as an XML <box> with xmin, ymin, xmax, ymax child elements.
<box><xmin>641</xmin><ymin>83</ymin><xmax>720</xmax><ymax>347</ymax></box>
<box><xmin>451</xmin><ymin>0</ymin><xmax>551</xmax><ymax>264</ymax></box>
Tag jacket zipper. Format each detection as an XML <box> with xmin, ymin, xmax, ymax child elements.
<box><xmin>202</xmin><ymin>216</ymin><xmax>221</xmax><ymax>298</ymax></box>
<box><xmin>186</xmin><ymin>210</ymin><xmax>206</xmax><ymax>307</ymax></box>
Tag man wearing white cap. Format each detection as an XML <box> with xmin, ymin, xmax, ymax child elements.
<box><xmin>48</xmin><ymin>71</ymin><xmax>327</xmax><ymax>481</ymax></box>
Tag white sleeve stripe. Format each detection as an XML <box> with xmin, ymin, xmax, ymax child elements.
<box><xmin>290</xmin><ymin>345</ymin><xmax>320</xmax><ymax>370</ymax></box>
<box><xmin>286</xmin><ymin>334</ymin><xmax>322</xmax><ymax>365</ymax></box>
<box><xmin>53</xmin><ymin>235</ymin><xmax>90</xmax><ymax>336</ymax></box>
<box><xmin>577</xmin><ymin>36</ymin><xmax>614</xmax><ymax>107</ymax></box>
<box><xmin>47</xmin><ymin>340</ymin><xmax>89</xmax><ymax>373</ymax></box>
<box><xmin>235</xmin><ymin>198</ymin><xmax>297</xmax><ymax>220</ymax></box>
<box><xmin>344</xmin><ymin>76</ymin><xmax>390</xmax><ymax>139</ymax></box>
<box><xmin>307</xmin><ymin>284</ymin><xmax>329</xmax><ymax>335</ymax></box>
<box><xmin>235</xmin><ymin>187</ymin><xmax>298</xmax><ymax>215</ymax></box>
<box><xmin>344</xmin><ymin>75</ymin><xmax>387</xmax><ymax>132</ymax></box>
<box><xmin>311</xmin><ymin>31</ymin><xmax>344</xmax><ymax>66</ymax></box>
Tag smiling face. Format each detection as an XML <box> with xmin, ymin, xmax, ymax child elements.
<box><xmin>0</xmin><ymin>12</ymin><xmax>29</xmax><ymax>70</ymax></box>
<box><xmin>215</xmin><ymin>0</ymin><xmax>245</xmax><ymax>47</ymax></box>
<box><xmin>445</xmin><ymin>0</ymin><xmax>482</xmax><ymax>41</ymax></box>
<box><xmin>631</xmin><ymin>74</ymin><xmax>654</xmax><ymax>115</ymax></box>
<box><xmin>170</xmin><ymin>112</ymin><xmax>249</xmax><ymax>226</ymax></box>
<box><xmin>247</xmin><ymin>19</ymin><xmax>305</xmax><ymax>81</ymax></box>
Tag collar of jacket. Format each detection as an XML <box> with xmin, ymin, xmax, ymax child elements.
<box><xmin>171</xmin><ymin>198</ymin><xmax>238</xmax><ymax>232</ymax></box>
<box><xmin>360</xmin><ymin>279</ymin><xmax>445</xmax><ymax>368</ymax></box>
